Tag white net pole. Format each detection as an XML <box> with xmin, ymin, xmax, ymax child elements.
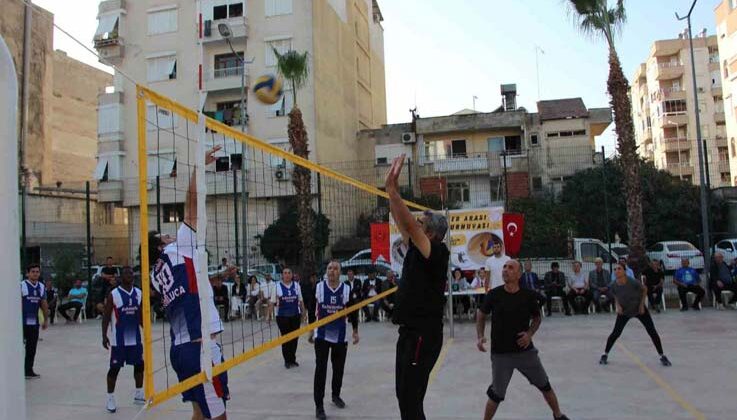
<box><xmin>196</xmin><ymin>113</ymin><xmax>214</xmax><ymax>381</ymax></box>
<box><xmin>0</xmin><ymin>34</ymin><xmax>26</xmax><ymax>419</ymax></box>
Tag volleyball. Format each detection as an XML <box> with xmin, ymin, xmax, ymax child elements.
<box><xmin>253</xmin><ymin>74</ymin><xmax>284</xmax><ymax>105</ymax></box>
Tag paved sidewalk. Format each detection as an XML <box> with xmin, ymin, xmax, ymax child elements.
<box><xmin>25</xmin><ymin>309</ymin><xmax>736</xmax><ymax>419</ymax></box>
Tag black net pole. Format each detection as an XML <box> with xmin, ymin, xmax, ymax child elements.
<box><xmin>86</xmin><ymin>181</ymin><xmax>92</xmax><ymax>286</ymax></box>
<box><xmin>234</xmin><ymin>168</ymin><xmax>240</xmax><ymax>267</ymax></box>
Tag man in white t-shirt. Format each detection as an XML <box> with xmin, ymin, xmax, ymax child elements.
<box><xmin>566</xmin><ymin>261</ymin><xmax>591</xmax><ymax>314</ymax></box>
<box><xmin>484</xmin><ymin>238</ymin><xmax>510</xmax><ymax>290</ymax></box>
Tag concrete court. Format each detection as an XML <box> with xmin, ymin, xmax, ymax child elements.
<box><xmin>25</xmin><ymin>309</ymin><xmax>736</xmax><ymax>420</ymax></box>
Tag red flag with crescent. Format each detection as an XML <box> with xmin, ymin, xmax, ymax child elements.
<box><xmin>502</xmin><ymin>213</ymin><xmax>524</xmax><ymax>257</ymax></box>
<box><xmin>371</xmin><ymin>223</ymin><xmax>390</xmax><ymax>263</ymax></box>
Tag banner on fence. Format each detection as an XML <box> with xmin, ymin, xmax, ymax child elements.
<box><xmin>389</xmin><ymin>207</ymin><xmax>508</xmax><ymax>273</ymax></box>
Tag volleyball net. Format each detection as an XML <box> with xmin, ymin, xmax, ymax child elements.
<box><xmin>136</xmin><ymin>85</ymin><xmax>429</xmax><ymax>407</ymax></box>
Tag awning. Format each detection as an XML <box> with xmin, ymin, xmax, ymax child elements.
<box><xmin>93</xmin><ymin>159</ymin><xmax>109</xmax><ymax>181</ymax></box>
<box><xmin>147</xmin><ymin>154</ymin><xmax>176</xmax><ymax>178</ymax></box>
<box><xmin>95</xmin><ymin>14</ymin><xmax>119</xmax><ymax>37</ymax></box>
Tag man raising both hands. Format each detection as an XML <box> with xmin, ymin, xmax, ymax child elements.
<box><xmin>386</xmin><ymin>154</ymin><xmax>450</xmax><ymax>420</ymax></box>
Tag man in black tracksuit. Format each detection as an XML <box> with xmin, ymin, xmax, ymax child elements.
<box><xmin>386</xmin><ymin>154</ymin><xmax>450</xmax><ymax>420</ymax></box>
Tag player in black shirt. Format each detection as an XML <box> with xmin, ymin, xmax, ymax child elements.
<box><xmin>476</xmin><ymin>259</ymin><xmax>569</xmax><ymax>420</ymax></box>
<box><xmin>386</xmin><ymin>154</ymin><xmax>450</xmax><ymax>420</ymax></box>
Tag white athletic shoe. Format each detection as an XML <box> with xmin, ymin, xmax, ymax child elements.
<box><xmin>106</xmin><ymin>395</ymin><xmax>117</xmax><ymax>413</ymax></box>
<box><xmin>134</xmin><ymin>389</ymin><xmax>146</xmax><ymax>405</ymax></box>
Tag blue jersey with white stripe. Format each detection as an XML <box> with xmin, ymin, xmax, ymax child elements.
<box><xmin>21</xmin><ymin>280</ymin><xmax>46</xmax><ymax>326</ymax></box>
<box><xmin>275</xmin><ymin>281</ymin><xmax>301</xmax><ymax>317</ymax></box>
<box><xmin>109</xmin><ymin>286</ymin><xmax>142</xmax><ymax>347</ymax></box>
<box><xmin>315</xmin><ymin>281</ymin><xmax>351</xmax><ymax>343</ymax></box>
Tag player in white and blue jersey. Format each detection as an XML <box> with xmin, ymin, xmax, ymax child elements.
<box><xmin>20</xmin><ymin>263</ymin><xmax>49</xmax><ymax>379</ymax></box>
<box><xmin>148</xmin><ymin>146</ymin><xmax>230</xmax><ymax>420</ymax></box>
<box><xmin>312</xmin><ymin>260</ymin><xmax>360</xmax><ymax>420</ymax></box>
<box><xmin>102</xmin><ymin>266</ymin><xmax>144</xmax><ymax>412</ymax></box>
<box><xmin>267</xmin><ymin>267</ymin><xmax>307</xmax><ymax>369</ymax></box>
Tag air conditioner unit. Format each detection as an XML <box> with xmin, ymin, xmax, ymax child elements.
<box><xmin>401</xmin><ymin>132</ymin><xmax>416</xmax><ymax>144</ymax></box>
<box><xmin>204</xmin><ymin>20</ymin><xmax>212</xmax><ymax>37</ymax></box>
<box><xmin>275</xmin><ymin>165</ymin><xmax>290</xmax><ymax>181</ymax></box>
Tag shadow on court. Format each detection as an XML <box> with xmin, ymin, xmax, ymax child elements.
<box><xmin>26</xmin><ymin>309</ymin><xmax>736</xmax><ymax>419</ymax></box>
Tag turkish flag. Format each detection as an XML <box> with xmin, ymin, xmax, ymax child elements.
<box><xmin>502</xmin><ymin>213</ymin><xmax>525</xmax><ymax>258</ymax></box>
<box><xmin>370</xmin><ymin>223</ymin><xmax>390</xmax><ymax>263</ymax></box>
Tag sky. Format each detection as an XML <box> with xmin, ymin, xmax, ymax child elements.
<box><xmin>31</xmin><ymin>0</ymin><xmax>723</xmax><ymax>153</ymax></box>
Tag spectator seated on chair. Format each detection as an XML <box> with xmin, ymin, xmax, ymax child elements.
<box><xmin>211</xmin><ymin>275</ymin><xmax>230</xmax><ymax>321</ymax></box>
<box><xmin>566</xmin><ymin>261</ymin><xmax>592</xmax><ymax>314</ymax></box>
<box><xmin>245</xmin><ymin>275</ymin><xmax>262</xmax><ymax>319</ymax></box>
<box><xmin>710</xmin><ymin>252</ymin><xmax>737</xmax><ymax>307</ymax></box>
<box><xmin>642</xmin><ymin>259</ymin><xmax>665</xmax><ymax>312</ymax></box>
<box><xmin>44</xmin><ymin>278</ymin><xmax>59</xmax><ymax>325</ymax></box>
<box><xmin>449</xmin><ymin>268</ymin><xmax>471</xmax><ymax>316</ymax></box>
<box><xmin>589</xmin><ymin>258</ymin><xmax>613</xmax><ymax>313</ymax></box>
<box><xmin>673</xmin><ymin>258</ymin><xmax>705</xmax><ymax>311</ymax></box>
<box><xmin>231</xmin><ymin>273</ymin><xmax>247</xmax><ymax>317</ymax></box>
<box><xmin>543</xmin><ymin>262</ymin><xmax>571</xmax><ymax>316</ymax></box>
<box><xmin>611</xmin><ymin>257</ymin><xmax>634</xmax><ymax>281</ymax></box>
<box><xmin>381</xmin><ymin>271</ymin><xmax>398</xmax><ymax>318</ymax></box>
<box><xmin>521</xmin><ymin>260</ymin><xmax>546</xmax><ymax>310</ymax></box>
<box><xmin>361</xmin><ymin>270</ymin><xmax>382</xmax><ymax>322</ymax></box>
<box><xmin>59</xmin><ymin>279</ymin><xmax>87</xmax><ymax>323</ymax></box>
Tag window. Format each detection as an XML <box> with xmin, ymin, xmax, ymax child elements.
<box><xmin>663</xmin><ymin>99</ymin><xmax>687</xmax><ymax>114</ymax></box>
<box><xmin>530</xmin><ymin>133</ymin><xmax>539</xmax><ymax>146</ymax></box>
<box><xmin>376</xmin><ymin>157</ymin><xmax>388</xmax><ymax>165</ymax></box>
<box><xmin>215</xmin><ymin>156</ymin><xmax>230</xmax><ymax>172</ymax></box>
<box><xmin>265</xmin><ymin>0</ymin><xmax>292</xmax><ymax>17</ymax></box>
<box><xmin>487</xmin><ymin>137</ymin><xmax>504</xmax><ymax>153</ymax></box>
<box><xmin>725</xmin><ymin>60</ymin><xmax>730</xmax><ymax>79</ymax></box>
<box><xmin>444</xmin><ymin>140</ymin><xmax>467</xmax><ymax>158</ymax></box>
<box><xmin>213</xmin><ymin>2</ymin><xmax>244</xmax><ymax>20</ymax></box>
<box><xmin>712</xmin><ymin>70</ymin><xmax>722</xmax><ymax>87</ymax></box>
<box><xmin>732</xmin><ymin>138</ymin><xmax>736</xmax><ymax>158</ymax></box>
<box><xmin>447</xmin><ymin>182</ymin><xmax>470</xmax><ymax>204</ymax></box>
<box><xmin>148</xmin><ymin>8</ymin><xmax>178</xmax><ymax>35</ymax></box>
<box><xmin>546</xmin><ymin>130</ymin><xmax>586</xmax><ymax>138</ymax></box>
<box><xmin>94</xmin><ymin>159</ymin><xmax>109</xmax><ymax>181</ymax></box>
<box><xmin>269</xmin><ymin>91</ymin><xmax>293</xmax><ymax>117</ymax></box>
<box><xmin>147</xmin><ymin>55</ymin><xmax>177</xmax><ymax>82</ymax></box>
<box><xmin>731</xmin><ymin>0</ymin><xmax>737</xmax><ymax>10</ymax></box>
<box><xmin>648</xmin><ymin>243</ymin><xmax>664</xmax><ymax>252</ymax></box>
<box><xmin>505</xmin><ymin>135</ymin><xmax>522</xmax><ymax>153</ymax></box>
<box><xmin>163</xmin><ymin>203</ymin><xmax>184</xmax><ymax>223</ymax></box>
<box><xmin>532</xmin><ymin>177</ymin><xmax>543</xmax><ymax>191</ymax></box>
<box><xmin>719</xmin><ymin>147</ymin><xmax>729</xmax><ymax>162</ymax></box>
<box><xmin>717</xmin><ymin>241</ymin><xmax>734</xmax><ymax>252</ymax></box>
<box><xmin>211</xmin><ymin>101</ymin><xmax>245</xmax><ymax>127</ymax></box>
<box><xmin>581</xmin><ymin>243</ymin><xmax>615</xmax><ymax>263</ymax></box>
<box><xmin>722</xmin><ymin>172</ymin><xmax>731</xmax><ymax>183</ymax></box>
<box><xmin>147</xmin><ymin>151</ymin><xmax>176</xmax><ymax>177</ymax></box>
<box><xmin>214</xmin><ymin>52</ymin><xmax>244</xmax><ymax>77</ymax></box>
<box><xmin>265</xmin><ymin>38</ymin><xmax>292</xmax><ymax>67</ymax></box>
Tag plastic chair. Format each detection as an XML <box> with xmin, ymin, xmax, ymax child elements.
<box><xmin>679</xmin><ymin>292</ymin><xmax>701</xmax><ymax>310</ymax></box>
<box><xmin>713</xmin><ymin>290</ymin><xmax>735</xmax><ymax>309</ymax></box>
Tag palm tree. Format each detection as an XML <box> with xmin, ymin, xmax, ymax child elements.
<box><xmin>273</xmin><ymin>49</ymin><xmax>316</xmax><ymax>279</ymax></box>
<box><xmin>568</xmin><ymin>0</ymin><xmax>646</xmax><ymax>266</ymax></box>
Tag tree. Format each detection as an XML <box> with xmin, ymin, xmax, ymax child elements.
<box><xmin>274</xmin><ymin>49</ymin><xmax>314</xmax><ymax>280</ymax></box>
<box><xmin>568</xmin><ymin>1</ymin><xmax>646</xmax><ymax>267</ymax></box>
<box><xmin>508</xmin><ymin>197</ymin><xmax>577</xmax><ymax>258</ymax></box>
<box><xmin>560</xmin><ymin>158</ymin><xmax>702</xmax><ymax>246</ymax></box>
<box><xmin>258</xmin><ymin>206</ymin><xmax>331</xmax><ymax>266</ymax></box>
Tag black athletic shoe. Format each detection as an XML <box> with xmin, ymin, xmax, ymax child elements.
<box><xmin>316</xmin><ymin>406</ymin><xmax>327</xmax><ymax>419</ymax></box>
<box><xmin>25</xmin><ymin>372</ymin><xmax>40</xmax><ymax>379</ymax></box>
<box><xmin>680</xmin><ymin>307</ymin><xmax>688</xmax><ymax>312</ymax></box>
<box><xmin>332</xmin><ymin>395</ymin><xmax>346</xmax><ymax>409</ymax></box>
<box><xmin>292</xmin><ymin>361</ymin><xmax>299</xmax><ymax>367</ymax></box>
<box><xmin>660</xmin><ymin>355</ymin><xmax>672</xmax><ymax>366</ymax></box>
<box><xmin>554</xmin><ymin>415</ymin><xmax>570</xmax><ymax>420</ymax></box>
<box><xmin>692</xmin><ymin>305</ymin><xmax>701</xmax><ymax>311</ymax></box>
<box><xmin>599</xmin><ymin>354</ymin><xmax>608</xmax><ymax>365</ymax></box>
<box><xmin>565</xmin><ymin>312</ymin><xmax>572</xmax><ymax>316</ymax></box>
<box><xmin>285</xmin><ymin>363</ymin><xmax>292</xmax><ymax>369</ymax></box>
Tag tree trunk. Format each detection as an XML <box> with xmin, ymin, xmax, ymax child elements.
<box><xmin>287</xmin><ymin>106</ymin><xmax>315</xmax><ymax>281</ymax></box>
<box><xmin>607</xmin><ymin>51</ymin><xmax>646</xmax><ymax>274</ymax></box>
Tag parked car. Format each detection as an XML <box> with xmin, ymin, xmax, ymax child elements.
<box><xmin>647</xmin><ymin>241</ymin><xmax>704</xmax><ymax>272</ymax></box>
<box><xmin>249</xmin><ymin>263</ymin><xmax>283</xmax><ymax>282</ymax></box>
<box><xmin>713</xmin><ymin>238</ymin><xmax>737</xmax><ymax>263</ymax></box>
<box><xmin>337</xmin><ymin>260</ymin><xmax>392</xmax><ymax>283</ymax></box>
<box><xmin>605</xmin><ymin>243</ymin><xmax>630</xmax><ymax>260</ymax></box>
<box><xmin>346</xmin><ymin>248</ymin><xmax>389</xmax><ymax>264</ymax></box>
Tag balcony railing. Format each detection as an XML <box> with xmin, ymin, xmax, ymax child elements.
<box><xmin>658</xmin><ymin>61</ymin><xmax>683</xmax><ymax>68</ymax></box>
<box><xmin>213</xmin><ymin>66</ymin><xmax>244</xmax><ymax>79</ymax></box>
<box><xmin>431</xmin><ymin>153</ymin><xmax>490</xmax><ymax>173</ymax></box>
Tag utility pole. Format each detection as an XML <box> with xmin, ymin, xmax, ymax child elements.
<box><xmin>677</xmin><ymin>0</ymin><xmax>711</xmax><ymax>276</ymax></box>
<box><xmin>20</xmin><ymin>0</ymin><xmax>32</xmax><ymax>268</ymax></box>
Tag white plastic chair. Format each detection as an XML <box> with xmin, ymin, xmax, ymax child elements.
<box><xmin>679</xmin><ymin>291</ymin><xmax>701</xmax><ymax>310</ymax></box>
<box><xmin>713</xmin><ymin>290</ymin><xmax>735</xmax><ymax>309</ymax></box>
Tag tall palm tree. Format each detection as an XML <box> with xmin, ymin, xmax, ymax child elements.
<box><xmin>273</xmin><ymin>49</ymin><xmax>316</xmax><ymax>279</ymax></box>
<box><xmin>568</xmin><ymin>0</ymin><xmax>646</xmax><ymax>266</ymax></box>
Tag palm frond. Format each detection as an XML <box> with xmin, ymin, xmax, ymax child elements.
<box><xmin>273</xmin><ymin>48</ymin><xmax>310</xmax><ymax>92</ymax></box>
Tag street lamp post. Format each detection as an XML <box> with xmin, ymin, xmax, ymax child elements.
<box><xmin>677</xmin><ymin>0</ymin><xmax>711</xmax><ymax>275</ymax></box>
<box><xmin>219</xmin><ymin>23</ymin><xmax>253</xmax><ymax>270</ymax></box>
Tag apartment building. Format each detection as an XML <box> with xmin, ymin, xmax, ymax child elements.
<box><xmin>92</xmin><ymin>0</ymin><xmax>387</xmax><ymax>264</ymax></box>
<box><xmin>716</xmin><ymin>0</ymin><xmax>737</xmax><ymax>186</ymax></box>
<box><xmin>631</xmin><ymin>32</ymin><xmax>730</xmax><ymax>187</ymax></box>
<box><xmin>357</xmin><ymin>85</ymin><xmax>612</xmax><ymax>208</ymax></box>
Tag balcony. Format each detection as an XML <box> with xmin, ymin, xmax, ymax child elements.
<box><xmin>716</xmin><ymin>136</ymin><xmax>728</xmax><ymax>147</ymax></box>
<box><xmin>642</xmin><ymin>127</ymin><xmax>653</xmax><ymax>144</ymax></box>
<box><xmin>715</xmin><ymin>111</ymin><xmax>726</xmax><ymax>123</ymax></box>
<box><xmin>655</xmin><ymin>62</ymin><xmax>684</xmax><ymax>81</ymax></box>
<box><xmin>204</xmin><ymin>66</ymin><xmax>249</xmax><ymax>92</ymax></box>
<box><xmin>94</xmin><ymin>0</ymin><xmax>126</xmax><ymax>65</ymax></box>
<box><xmin>98</xmin><ymin>180</ymin><xmax>123</xmax><ymax>203</ymax></box>
<box><xmin>431</xmin><ymin>154</ymin><xmax>490</xmax><ymax>175</ymax></box>
<box><xmin>660</xmin><ymin>113</ymin><xmax>688</xmax><ymax>126</ymax></box>
<box><xmin>719</xmin><ymin>160</ymin><xmax>731</xmax><ymax>173</ymax></box>
<box><xmin>202</xmin><ymin>17</ymin><xmax>248</xmax><ymax>43</ymax></box>
<box><xmin>97</xmin><ymin>92</ymin><xmax>124</xmax><ymax>142</ymax></box>
<box><xmin>661</xmin><ymin>137</ymin><xmax>689</xmax><ymax>152</ymax></box>
<box><xmin>665</xmin><ymin>162</ymin><xmax>693</xmax><ymax>176</ymax></box>
<box><xmin>712</xmin><ymin>85</ymin><xmax>723</xmax><ymax>96</ymax></box>
<box><xmin>655</xmin><ymin>87</ymin><xmax>686</xmax><ymax>101</ymax></box>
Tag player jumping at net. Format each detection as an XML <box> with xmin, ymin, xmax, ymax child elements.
<box><xmin>312</xmin><ymin>260</ymin><xmax>360</xmax><ymax>420</ymax></box>
<box><xmin>385</xmin><ymin>154</ymin><xmax>450</xmax><ymax>420</ymax></box>
<box><xmin>476</xmin><ymin>259</ymin><xmax>569</xmax><ymax>420</ymax></box>
<box><xmin>599</xmin><ymin>262</ymin><xmax>672</xmax><ymax>367</ymax></box>
<box><xmin>149</xmin><ymin>145</ymin><xmax>231</xmax><ymax>420</ymax></box>
<box><xmin>102</xmin><ymin>266</ymin><xmax>144</xmax><ymax>412</ymax></box>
